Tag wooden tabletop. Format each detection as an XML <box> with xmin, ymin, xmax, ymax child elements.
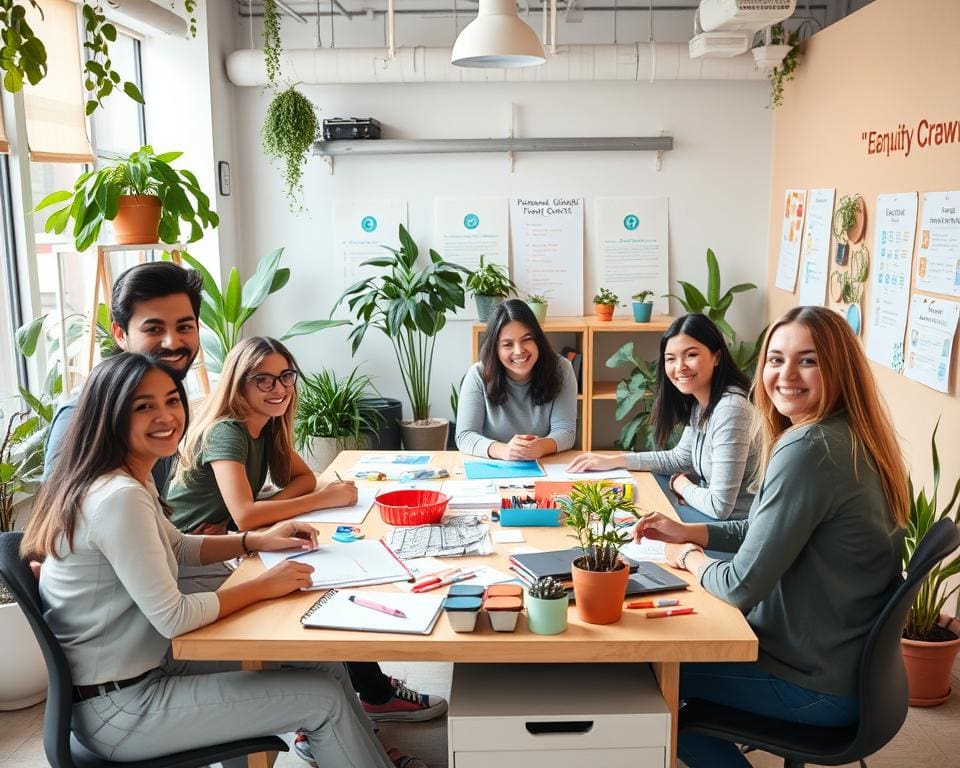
<box><xmin>172</xmin><ymin>451</ymin><xmax>757</xmax><ymax>665</ymax></box>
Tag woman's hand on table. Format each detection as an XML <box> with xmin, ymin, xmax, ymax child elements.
<box><xmin>565</xmin><ymin>453</ymin><xmax>624</xmax><ymax>473</ymax></box>
<box><xmin>632</xmin><ymin>511</ymin><xmax>688</xmax><ymax>544</ymax></box>
<box><xmin>250</xmin><ymin>559</ymin><xmax>315</xmax><ymax>599</ymax></box>
<box><xmin>248</xmin><ymin>521</ymin><xmax>318</xmax><ymax>553</ymax></box>
<box><xmin>494</xmin><ymin>434</ymin><xmax>544</xmax><ymax>460</ymax></box>
<box><xmin>314</xmin><ymin>480</ymin><xmax>358</xmax><ymax>508</ymax></box>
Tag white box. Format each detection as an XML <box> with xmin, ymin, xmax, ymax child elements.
<box><xmin>448</xmin><ymin>663</ymin><xmax>671</xmax><ymax>768</ymax></box>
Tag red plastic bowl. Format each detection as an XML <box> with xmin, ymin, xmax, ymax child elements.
<box><xmin>375</xmin><ymin>489</ymin><xmax>450</xmax><ymax>526</ymax></box>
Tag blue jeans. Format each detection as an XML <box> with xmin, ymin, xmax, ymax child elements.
<box><xmin>678</xmin><ymin>662</ymin><xmax>859</xmax><ymax>768</ymax></box>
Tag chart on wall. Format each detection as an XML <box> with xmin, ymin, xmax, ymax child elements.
<box><xmin>510</xmin><ymin>197</ymin><xmax>584</xmax><ymax>317</ymax></box>
<box><xmin>774</xmin><ymin>189</ymin><xmax>808</xmax><ymax>292</ymax></box>
<box><xmin>797</xmin><ymin>189</ymin><xmax>836</xmax><ymax>306</ymax></box>
<box><xmin>866</xmin><ymin>192</ymin><xmax>918</xmax><ymax>372</ymax></box>
<box><xmin>915</xmin><ymin>191</ymin><xmax>960</xmax><ymax>297</ymax></box>
<box><xmin>904</xmin><ymin>296</ymin><xmax>960</xmax><ymax>393</ymax></box>
<box><xmin>594</xmin><ymin>197</ymin><xmax>669</xmax><ymax>316</ymax></box>
<box><xmin>334</xmin><ymin>199</ymin><xmax>408</xmax><ymax>317</ymax></box>
<box><xmin>435</xmin><ymin>198</ymin><xmax>509</xmax><ymax>322</ymax></box>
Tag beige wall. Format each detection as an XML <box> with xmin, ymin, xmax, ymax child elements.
<box><xmin>766</xmin><ymin>0</ymin><xmax>960</xmax><ymax>493</ymax></box>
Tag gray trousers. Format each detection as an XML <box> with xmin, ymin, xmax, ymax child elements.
<box><xmin>71</xmin><ymin>659</ymin><xmax>394</xmax><ymax>768</ymax></box>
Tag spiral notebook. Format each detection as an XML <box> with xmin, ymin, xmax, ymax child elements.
<box><xmin>300</xmin><ymin>589</ymin><xmax>445</xmax><ymax>634</ymax></box>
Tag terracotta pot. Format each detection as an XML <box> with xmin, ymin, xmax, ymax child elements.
<box><xmin>595</xmin><ymin>303</ymin><xmax>615</xmax><ymax>321</ymax></box>
<box><xmin>571</xmin><ymin>557</ymin><xmax>629</xmax><ymax>624</ymax></box>
<box><xmin>399</xmin><ymin>418</ymin><xmax>449</xmax><ymax>451</ymax></box>
<box><xmin>114</xmin><ymin>194</ymin><xmax>161</xmax><ymax>244</ymax></box>
<box><xmin>901</xmin><ymin>615</ymin><xmax>960</xmax><ymax>707</ymax></box>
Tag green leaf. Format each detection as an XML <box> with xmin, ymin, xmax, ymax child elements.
<box><xmin>727</xmin><ymin>282</ymin><xmax>757</xmax><ymax>294</ymax></box>
<box><xmin>180</xmin><ymin>250</ymin><xmax>224</xmax><ymax>307</ymax></box>
<box><xmin>270</xmin><ymin>267</ymin><xmax>291</xmax><ymax>293</ymax></box>
<box><xmin>241</xmin><ymin>248</ymin><xmax>283</xmax><ymax>308</ymax></box>
<box><xmin>706</xmin><ymin>248</ymin><xmax>721</xmax><ymax>306</ymax></box>
<box><xmin>678</xmin><ymin>281</ymin><xmax>708</xmax><ymax>312</ymax></box>
<box><xmin>223</xmin><ymin>267</ymin><xmax>242</xmax><ymax>323</ymax></box>
<box><xmin>101</xmin><ymin>22</ymin><xmax>116</xmax><ymax>41</ymax></box>
<box><xmin>3</xmin><ymin>66</ymin><xmax>21</xmax><ymax>92</ymax></box>
<box><xmin>605</xmin><ymin>342</ymin><xmax>637</xmax><ymax>369</ymax></box>
<box><xmin>15</xmin><ymin>315</ymin><xmax>45</xmax><ymax>356</ymax></box>
<box><xmin>279</xmin><ymin>319</ymin><xmax>350</xmax><ymax>340</ymax></box>
<box><xmin>33</xmin><ymin>189</ymin><xmax>72</xmax><ymax>212</ymax></box>
<box><xmin>122</xmin><ymin>80</ymin><xmax>144</xmax><ymax>104</ymax></box>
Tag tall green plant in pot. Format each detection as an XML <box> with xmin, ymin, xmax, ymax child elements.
<box><xmin>334</xmin><ymin>224</ymin><xmax>468</xmax><ymax>450</ymax></box>
<box><xmin>558</xmin><ymin>483</ymin><xmax>638</xmax><ymax>624</ymax></box>
<box><xmin>294</xmin><ymin>368</ymin><xmax>382</xmax><ymax>472</ymax></box>
<box><xmin>901</xmin><ymin>421</ymin><xmax>960</xmax><ymax>707</ymax></box>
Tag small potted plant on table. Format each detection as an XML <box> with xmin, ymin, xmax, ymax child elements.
<box><xmin>593</xmin><ymin>287</ymin><xmax>620</xmax><ymax>322</ymax></box>
<box><xmin>526</xmin><ymin>576</ymin><xmax>569</xmax><ymax>635</ymax></box>
<box><xmin>465</xmin><ymin>256</ymin><xmax>515</xmax><ymax>322</ymax></box>
<box><xmin>559</xmin><ymin>482</ymin><xmax>639</xmax><ymax>624</ymax></box>
<box><xmin>631</xmin><ymin>290</ymin><xmax>655</xmax><ymax>323</ymax></box>
<box><xmin>525</xmin><ymin>292</ymin><xmax>549</xmax><ymax>325</ymax></box>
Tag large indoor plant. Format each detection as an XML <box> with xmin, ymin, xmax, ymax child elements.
<box><xmin>294</xmin><ymin>367</ymin><xmax>382</xmax><ymax>472</ymax></box>
<box><xmin>0</xmin><ymin>393</ymin><xmax>52</xmax><ymax>710</ymax></box>
<box><xmin>34</xmin><ymin>146</ymin><xmax>219</xmax><ymax>251</ymax></box>
<box><xmin>334</xmin><ymin>224</ymin><xmax>467</xmax><ymax>450</ymax></box>
<box><xmin>558</xmin><ymin>482</ymin><xmax>638</xmax><ymax>624</ymax></box>
<box><xmin>180</xmin><ymin>248</ymin><xmax>346</xmax><ymax>374</ymax></box>
<box><xmin>465</xmin><ymin>255</ymin><xmax>515</xmax><ymax>321</ymax></box>
<box><xmin>901</xmin><ymin>421</ymin><xmax>960</xmax><ymax>707</ymax></box>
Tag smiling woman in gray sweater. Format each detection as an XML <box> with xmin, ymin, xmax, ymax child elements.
<box><xmin>568</xmin><ymin>314</ymin><xmax>758</xmax><ymax>520</ymax></box>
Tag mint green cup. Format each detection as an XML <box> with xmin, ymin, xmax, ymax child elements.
<box><xmin>525</xmin><ymin>592</ymin><xmax>569</xmax><ymax>635</ymax></box>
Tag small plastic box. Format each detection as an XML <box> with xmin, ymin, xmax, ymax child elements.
<box><xmin>448</xmin><ymin>584</ymin><xmax>485</xmax><ymax>599</ymax></box>
<box><xmin>483</xmin><ymin>594</ymin><xmax>523</xmax><ymax>632</ymax></box>
<box><xmin>444</xmin><ymin>596</ymin><xmax>482</xmax><ymax>632</ymax></box>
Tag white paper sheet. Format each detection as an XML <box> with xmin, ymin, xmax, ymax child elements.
<box><xmin>915</xmin><ymin>191</ymin><xmax>960</xmax><ymax>297</ymax></box>
<box><xmin>547</xmin><ymin>463</ymin><xmax>633</xmax><ymax>481</ymax></box>
<box><xmin>904</xmin><ymin>295</ymin><xmax>960</xmax><ymax>393</ymax></box>
<box><xmin>866</xmin><ymin>193</ymin><xmax>919</xmax><ymax>371</ymax></box>
<box><xmin>620</xmin><ymin>538</ymin><xmax>667</xmax><ymax>562</ymax></box>
<box><xmin>492</xmin><ymin>529</ymin><xmax>526</xmax><ymax>543</ymax></box>
<box><xmin>510</xmin><ymin>196</ymin><xmax>584</xmax><ymax>316</ymax></box>
<box><xmin>292</xmin><ymin>486</ymin><xmax>376</xmax><ymax>524</ymax></box>
<box><xmin>775</xmin><ymin>189</ymin><xmax>808</xmax><ymax>292</ymax></box>
<box><xmin>594</xmin><ymin>197</ymin><xmax>670</xmax><ymax>315</ymax></box>
<box><xmin>441</xmin><ymin>479</ymin><xmax>501</xmax><ymax>508</ymax></box>
<box><xmin>797</xmin><ymin>188</ymin><xmax>836</xmax><ymax>306</ymax></box>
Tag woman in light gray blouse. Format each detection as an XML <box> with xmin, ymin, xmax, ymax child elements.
<box><xmin>457</xmin><ymin>299</ymin><xmax>578</xmax><ymax>460</ymax></box>
<box><xmin>568</xmin><ymin>314</ymin><xmax>758</xmax><ymax>521</ymax></box>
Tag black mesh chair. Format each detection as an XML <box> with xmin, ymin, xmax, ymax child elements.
<box><xmin>0</xmin><ymin>531</ymin><xmax>288</xmax><ymax>768</ymax></box>
<box><xmin>680</xmin><ymin>518</ymin><xmax>960</xmax><ymax>768</ymax></box>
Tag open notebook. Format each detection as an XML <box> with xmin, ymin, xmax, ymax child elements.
<box><xmin>301</xmin><ymin>589</ymin><xmax>444</xmax><ymax>635</ymax></box>
<box><xmin>259</xmin><ymin>539</ymin><xmax>412</xmax><ymax>590</ymax></box>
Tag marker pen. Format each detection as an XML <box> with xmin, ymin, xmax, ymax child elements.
<box><xmin>646</xmin><ymin>607</ymin><xmax>696</xmax><ymax>618</ymax></box>
<box><xmin>627</xmin><ymin>599</ymin><xmax>680</xmax><ymax>609</ymax></box>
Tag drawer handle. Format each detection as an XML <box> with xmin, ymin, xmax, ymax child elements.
<box><xmin>525</xmin><ymin>720</ymin><xmax>594</xmax><ymax>735</ymax></box>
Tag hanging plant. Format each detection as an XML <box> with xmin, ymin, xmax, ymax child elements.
<box><xmin>0</xmin><ymin>1</ymin><xmax>47</xmax><ymax>92</ymax></box>
<box><xmin>81</xmin><ymin>3</ymin><xmax>144</xmax><ymax>115</ymax></box>
<box><xmin>767</xmin><ymin>23</ymin><xmax>801</xmax><ymax>109</ymax></box>
<box><xmin>262</xmin><ymin>0</ymin><xmax>282</xmax><ymax>91</ymax></box>
<box><xmin>262</xmin><ymin>86</ymin><xmax>319</xmax><ymax>210</ymax></box>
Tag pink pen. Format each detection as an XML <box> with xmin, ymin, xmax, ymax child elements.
<box><xmin>348</xmin><ymin>595</ymin><xmax>407</xmax><ymax>619</ymax></box>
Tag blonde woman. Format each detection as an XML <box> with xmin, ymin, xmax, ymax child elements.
<box><xmin>167</xmin><ymin>336</ymin><xmax>447</xmax><ymax>727</ymax></box>
<box><xmin>635</xmin><ymin>306</ymin><xmax>909</xmax><ymax>768</ymax></box>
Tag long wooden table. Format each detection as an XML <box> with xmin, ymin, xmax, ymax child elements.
<box><xmin>172</xmin><ymin>451</ymin><xmax>758</xmax><ymax>768</ymax></box>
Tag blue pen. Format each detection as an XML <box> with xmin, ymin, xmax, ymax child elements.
<box><xmin>285</xmin><ymin>547</ymin><xmax>321</xmax><ymax>561</ymax></box>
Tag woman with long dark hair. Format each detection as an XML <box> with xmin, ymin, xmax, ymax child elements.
<box><xmin>21</xmin><ymin>353</ymin><xmax>396</xmax><ymax>768</ymax></box>
<box><xmin>456</xmin><ymin>299</ymin><xmax>578</xmax><ymax>460</ymax></box>
<box><xmin>568</xmin><ymin>313</ymin><xmax>758</xmax><ymax>521</ymax></box>
<box><xmin>637</xmin><ymin>306</ymin><xmax>909</xmax><ymax>767</ymax></box>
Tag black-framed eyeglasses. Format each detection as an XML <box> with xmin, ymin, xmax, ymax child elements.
<box><xmin>246</xmin><ymin>370</ymin><xmax>299</xmax><ymax>392</ymax></box>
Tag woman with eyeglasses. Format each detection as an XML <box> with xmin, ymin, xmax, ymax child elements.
<box><xmin>167</xmin><ymin>336</ymin><xmax>358</xmax><ymax>533</ymax></box>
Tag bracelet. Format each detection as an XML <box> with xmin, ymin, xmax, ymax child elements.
<box><xmin>676</xmin><ymin>545</ymin><xmax>699</xmax><ymax>571</ymax></box>
<box><xmin>240</xmin><ymin>531</ymin><xmax>253</xmax><ymax>557</ymax></box>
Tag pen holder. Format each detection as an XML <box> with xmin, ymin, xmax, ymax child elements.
<box><xmin>525</xmin><ymin>592</ymin><xmax>569</xmax><ymax>635</ymax></box>
<box><xmin>443</xmin><ymin>596</ymin><xmax>482</xmax><ymax>632</ymax></box>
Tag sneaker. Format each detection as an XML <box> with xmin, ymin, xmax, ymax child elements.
<box><xmin>387</xmin><ymin>746</ymin><xmax>428</xmax><ymax>768</ymax></box>
<box><xmin>292</xmin><ymin>732</ymin><xmax>317</xmax><ymax>767</ymax></box>
<box><xmin>362</xmin><ymin>678</ymin><xmax>448</xmax><ymax>722</ymax></box>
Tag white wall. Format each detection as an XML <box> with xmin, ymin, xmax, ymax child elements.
<box><xmin>216</xmin><ymin>6</ymin><xmax>773</xmax><ymax>429</ymax></box>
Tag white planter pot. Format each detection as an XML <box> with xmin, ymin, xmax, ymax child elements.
<box><xmin>303</xmin><ymin>436</ymin><xmax>359</xmax><ymax>473</ymax></box>
<box><xmin>0</xmin><ymin>601</ymin><xmax>47</xmax><ymax>710</ymax></box>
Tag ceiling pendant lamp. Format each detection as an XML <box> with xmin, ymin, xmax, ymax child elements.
<box><xmin>451</xmin><ymin>0</ymin><xmax>546</xmax><ymax>69</ymax></box>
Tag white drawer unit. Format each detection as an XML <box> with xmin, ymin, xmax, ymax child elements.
<box><xmin>448</xmin><ymin>663</ymin><xmax>671</xmax><ymax>768</ymax></box>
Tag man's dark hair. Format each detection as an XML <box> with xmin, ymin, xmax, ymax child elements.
<box><xmin>110</xmin><ymin>261</ymin><xmax>203</xmax><ymax>331</ymax></box>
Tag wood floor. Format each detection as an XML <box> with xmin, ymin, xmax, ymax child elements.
<box><xmin>2</xmin><ymin>659</ymin><xmax>958</xmax><ymax>768</ymax></box>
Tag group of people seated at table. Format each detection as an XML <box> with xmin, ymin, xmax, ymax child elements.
<box><xmin>20</xmin><ymin>263</ymin><xmax>909</xmax><ymax>768</ymax></box>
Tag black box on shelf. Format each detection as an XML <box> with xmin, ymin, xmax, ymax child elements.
<box><xmin>322</xmin><ymin>118</ymin><xmax>382</xmax><ymax>140</ymax></box>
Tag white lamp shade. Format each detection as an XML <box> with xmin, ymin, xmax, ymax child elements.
<box><xmin>451</xmin><ymin>0</ymin><xmax>546</xmax><ymax>68</ymax></box>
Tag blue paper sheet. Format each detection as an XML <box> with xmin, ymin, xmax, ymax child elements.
<box><xmin>463</xmin><ymin>459</ymin><xmax>545</xmax><ymax>480</ymax></box>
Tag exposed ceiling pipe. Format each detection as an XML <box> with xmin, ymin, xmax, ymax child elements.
<box><xmin>226</xmin><ymin>43</ymin><xmax>765</xmax><ymax>85</ymax></box>
<box><xmin>387</xmin><ymin>0</ymin><xmax>396</xmax><ymax>57</ymax></box>
<box><xmin>273</xmin><ymin>0</ymin><xmax>308</xmax><ymax>23</ymax></box>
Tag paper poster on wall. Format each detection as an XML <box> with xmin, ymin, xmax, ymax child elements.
<box><xmin>774</xmin><ymin>189</ymin><xmax>808</xmax><ymax>292</ymax></box>
<box><xmin>904</xmin><ymin>295</ymin><xmax>960</xmax><ymax>393</ymax></box>
<box><xmin>797</xmin><ymin>188</ymin><xmax>836</xmax><ymax>306</ymax></box>
<box><xmin>915</xmin><ymin>191</ymin><xmax>960</xmax><ymax>297</ymax></box>
<box><xmin>334</xmin><ymin>199</ymin><xmax>407</xmax><ymax>313</ymax></box>
<box><xmin>435</xmin><ymin>198</ymin><xmax>509</xmax><ymax>321</ymax></box>
<box><xmin>510</xmin><ymin>196</ymin><xmax>583</xmax><ymax>317</ymax></box>
<box><xmin>594</xmin><ymin>197</ymin><xmax>669</xmax><ymax>316</ymax></box>
<box><xmin>866</xmin><ymin>192</ymin><xmax>918</xmax><ymax>372</ymax></box>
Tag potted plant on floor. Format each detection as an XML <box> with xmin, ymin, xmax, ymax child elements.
<box><xmin>294</xmin><ymin>367</ymin><xmax>383</xmax><ymax>472</ymax></box>
<box><xmin>593</xmin><ymin>287</ymin><xmax>620</xmax><ymax>322</ymax></box>
<box><xmin>34</xmin><ymin>145</ymin><xmax>220</xmax><ymax>251</ymax></box>
<box><xmin>631</xmin><ymin>290</ymin><xmax>655</xmax><ymax>323</ymax></box>
<box><xmin>526</xmin><ymin>576</ymin><xmax>569</xmax><ymax>635</ymax></box>
<box><xmin>525</xmin><ymin>292</ymin><xmax>549</xmax><ymax>325</ymax></box>
<box><xmin>901</xmin><ymin>421</ymin><xmax>960</xmax><ymax>707</ymax></box>
<box><xmin>465</xmin><ymin>256</ymin><xmax>515</xmax><ymax>322</ymax></box>
<box><xmin>334</xmin><ymin>224</ymin><xmax>468</xmax><ymax>450</ymax></box>
<box><xmin>0</xmin><ymin>392</ymin><xmax>52</xmax><ymax>710</ymax></box>
<box><xmin>558</xmin><ymin>482</ymin><xmax>639</xmax><ymax>624</ymax></box>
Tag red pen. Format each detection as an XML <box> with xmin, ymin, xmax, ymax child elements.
<box><xmin>627</xmin><ymin>599</ymin><xmax>680</xmax><ymax>609</ymax></box>
<box><xmin>646</xmin><ymin>607</ymin><xmax>696</xmax><ymax>618</ymax></box>
<box><xmin>413</xmin><ymin>569</ymin><xmax>479</xmax><ymax>593</ymax></box>
<box><xmin>411</xmin><ymin>568</ymin><xmax>460</xmax><ymax>592</ymax></box>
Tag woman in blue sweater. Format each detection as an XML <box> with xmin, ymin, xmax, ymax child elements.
<box><xmin>637</xmin><ymin>306</ymin><xmax>910</xmax><ymax>768</ymax></box>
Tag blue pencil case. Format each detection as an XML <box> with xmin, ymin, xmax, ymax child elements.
<box><xmin>498</xmin><ymin>508</ymin><xmax>562</xmax><ymax>527</ymax></box>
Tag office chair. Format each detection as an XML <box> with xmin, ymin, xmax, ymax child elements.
<box><xmin>0</xmin><ymin>531</ymin><xmax>288</xmax><ymax>768</ymax></box>
<box><xmin>679</xmin><ymin>517</ymin><xmax>960</xmax><ymax>768</ymax></box>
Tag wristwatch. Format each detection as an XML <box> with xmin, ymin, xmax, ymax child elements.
<box><xmin>676</xmin><ymin>545</ymin><xmax>699</xmax><ymax>571</ymax></box>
